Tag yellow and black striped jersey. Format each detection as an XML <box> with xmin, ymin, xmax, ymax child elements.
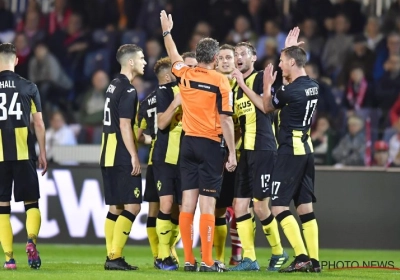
<box><xmin>152</xmin><ymin>82</ymin><xmax>183</xmax><ymax>165</ymax></box>
<box><xmin>0</xmin><ymin>71</ymin><xmax>42</xmax><ymax>162</ymax></box>
<box><xmin>233</xmin><ymin>70</ymin><xmax>276</xmax><ymax>151</ymax></box>
<box><xmin>100</xmin><ymin>74</ymin><xmax>139</xmax><ymax>167</ymax></box>
<box><xmin>138</xmin><ymin>90</ymin><xmax>157</xmax><ymax>165</ymax></box>
<box><xmin>272</xmin><ymin>76</ymin><xmax>319</xmax><ymax>155</ymax></box>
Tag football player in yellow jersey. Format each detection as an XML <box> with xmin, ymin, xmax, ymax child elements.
<box><xmin>214</xmin><ymin>44</ymin><xmax>243</xmax><ymax>266</ymax></box>
<box><xmin>229</xmin><ymin>42</ymin><xmax>288</xmax><ymax>271</ymax></box>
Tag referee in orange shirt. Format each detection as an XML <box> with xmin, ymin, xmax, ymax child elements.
<box><xmin>160</xmin><ymin>11</ymin><xmax>237</xmax><ymax>272</ymax></box>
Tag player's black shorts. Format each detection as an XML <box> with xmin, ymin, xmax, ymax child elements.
<box><xmin>152</xmin><ymin>161</ymin><xmax>181</xmax><ymax>204</ymax></box>
<box><xmin>216</xmin><ymin>169</ymin><xmax>235</xmax><ymax>208</ymax></box>
<box><xmin>234</xmin><ymin>150</ymin><xmax>276</xmax><ymax>200</ymax></box>
<box><xmin>270</xmin><ymin>153</ymin><xmax>316</xmax><ymax>207</ymax></box>
<box><xmin>101</xmin><ymin>165</ymin><xmax>142</xmax><ymax>205</ymax></box>
<box><xmin>180</xmin><ymin>136</ymin><xmax>225</xmax><ymax>197</ymax></box>
<box><xmin>144</xmin><ymin>165</ymin><xmax>159</xmax><ymax>202</ymax></box>
<box><xmin>0</xmin><ymin>160</ymin><xmax>40</xmax><ymax>202</ymax></box>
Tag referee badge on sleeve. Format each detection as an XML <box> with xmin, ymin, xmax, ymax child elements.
<box><xmin>174</xmin><ymin>62</ymin><xmax>185</xmax><ymax>70</ymax></box>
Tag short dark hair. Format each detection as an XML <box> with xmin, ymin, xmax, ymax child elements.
<box><xmin>195</xmin><ymin>38</ymin><xmax>219</xmax><ymax>64</ymax></box>
<box><xmin>182</xmin><ymin>51</ymin><xmax>196</xmax><ymax>60</ymax></box>
<box><xmin>219</xmin><ymin>44</ymin><xmax>235</xmax><ymax>52</ymax></box>
<box><xmin>282</xmin><ymin>46</ymin><xmax>307</xmax><ymax>67</ymax></box>
<box><xmin>116</xmin><ymin>44</ymin><xmax>143</xmax><ymax>64</ymax></box>
<box><xmin>235</xmin><ymin>42</ymin><xmax>256</xmax><ymax>56</ymax></box>
<box><xmin>0</xmin><ymin>43</ymin><xmax>16</xmax><ymax>56</ymax></box>
<box><xmin>154</xmin><ymin>57</ymin><xmax>171</xmax><ymax>75</ymax></box>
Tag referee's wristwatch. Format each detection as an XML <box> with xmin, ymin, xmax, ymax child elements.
<box><xmin>163</xmin><ymin>30</ymin><xmax>171</xmax><ymax>37</ymax></box>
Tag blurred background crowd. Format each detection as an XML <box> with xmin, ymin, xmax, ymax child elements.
<box><xmin>3</xmin><ymin>0</ymin><xmax>400</xmax><ymax>168</ymax></box>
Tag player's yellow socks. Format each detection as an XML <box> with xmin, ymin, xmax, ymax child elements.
<box><xmin>300</xmin><ymin>213</ymin><xmax>319</xmax><ymax>261</ymax></box>
<box><xmin>252</xmin><ymin>215</ymin><xmax>256</xmax><ymax>238</ymax></box>
<box><xmin>156</xmin><ymin>211</ymin><xmax>172</xmax><ymax>260</ymax></box>
<box><xmin>200</xmin><ymin>214</ymin><xmax>215</xmax><ymax>266</ymax></box>
<box><xmin>169</xmin><ymin>218</ymin><xmax>180</xmax><ymax>264</ymax></box>
<box><xmin>25</xmin><ymin>203</ymin><xmax>41</xmax><ymax>244</ymax></box>
<box><xmin>276</xmin><ymin>210</ymin><xmax>307</xmax><ymax>257</ymax></box>
<box><xmin>0</xmin><ymin>206</ymin><xmax>13</xmax><ymax>261</ymax></box>
<box><xmin>214</xmin><ymin>217</ymin><xmax>227</xmax><ymax>263</ymax></box>
<box><xmin>261</xmin><ymin>214</ymin><xmax>283</xmax><ymax>255</ymax></box>
<box><xmin>146</xmin><ymin>216</ymin><xmax>159</xmax><ymax>259</ymax></box>
<box><xmin>109</xmin><ymin>210</ymin><xmax>135</xmax><ymax>260</ymax></box>
<box><xmin>236</xmin><ymin>213</ymin><xmax>256</xmax><ymax>261</ymax></box>
<box><xmin>105</xmin><ymin>212</ymin><xmax>118</xmax><ymax>256</ymax></box>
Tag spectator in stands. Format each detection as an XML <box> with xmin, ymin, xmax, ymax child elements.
<box><xmin>333</xmin><ymin>0</ymin><xmax>365</xmax><ymax>34</ymax></box>
<box><xmin>337</xmin><ymin>34</ymin><xmax>375</xmax><ymax>88</ymax></box>
<box><xmin>17</xmin><ymin>10</ymin><xmax>46</xmax><ymax>48</ymax></box>
<box><xmin>187</xmin><ymin>32</ymin><xmax>203</xmax><ymax>52</ymax></box>
<box><xmin>373</xmin><ymin>32</ymin><xmax>400</xmax><ymax>81</ymax></box>
<box><xmin>47</xmin><ymin>12</ymin><xmax>89</xmax><ymax>89</ymax></box>
<box><xmin>225</xmin><ymin>15</ymin><xmax>257</xmax><ymax>46</ymax></box>
<box><xmin>321</xmin><ymin>13</ymin><xmax>353</xmax><ymax>82</ymax></box>
<box><xmin>14</xmin><ymin>33</ymin><xmax>32</xmax><ymax>78</ymax></box>
<box><xmin>383</xmin><ymin>0</ymin><xmax>400</xmax><ymax>33</ymax></box>
<box><xmin>78</xmin><ymin>70</ymin><xmax>108</xmax><ymax>144</ymax></box>
<box><xmin>0</xmin><ymin>0</ymin><xmax>15</xmax><ymax>43</ymax></box>
<box><xmin>311</xmin><ymin>116</ymin><xmax>337</xmax><ymax>165</ymax></box>
<box><xmin>390</xmin><ymin>95</ymin><xmax>400</xmax><ymax>127</ymax></box>
<box><xmin>42</xmin><ymin>111</ymin><xmax>77</xmax><ymax>162</ymax></box>
<box><xmin>332</xmin><ymin>115</ymin><xmax>366</xmax><ymax>166</ymax></box>
<box><xmin>372</xmin><ymin>140</ymin><xmax>390</xmax><ymax>167</ymax></box>
<box><xmin>364</xmin><ymin>16</ymin><xmax>383</xmax><ymax>51</ymax></box>
<box><xmin>255</xmin><ymin>19</ymin><xmax>285</xmax><ymax>58</ymax></box>
<box><xmin>342</xmin><ymin>66</ymin><xmax>375</xmax><ymax>120</ymax></box>
<box><xmin>28</xmin><ymin>42</ymin><xmax>73</xmax><ymax>121</ymax></box>
<box><xmin>193</xmin><ymin>21</ymin><xmax>213</xmax><ymax>38</ymax></box>
<box><xmin>388</xmin><ymin>124</ymin><xmax>400</xmax><ymax>167</ymax></box>
<box><xmin>47</xmin><ymin>0</ymin><xmax>72</xmax><ymax>35</ymax></box>
<box><xmin>375</xmin><ymin>54</ymin><xmax>400</xmax><ymax>136</ymax></box>
<box><xmin>143</xmin><ymin>38</ymin><xmax>165</xmax><ymax>88</ymax></box>
<box><xmin>300</xmin><ymin>18</ymin><xmax>325</xmax><ymax>58</ymax></box>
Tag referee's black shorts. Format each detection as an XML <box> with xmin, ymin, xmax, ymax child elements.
<box><xmin>180</xmin><ymin>136</ymin><xmax>225</xmax><ymax>197</ymax></box>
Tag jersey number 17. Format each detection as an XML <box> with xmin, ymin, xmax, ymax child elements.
<box><xmin>302</xmin><ymin>99</ymin><xmax>317</xmax><ymax>126</ymax></box>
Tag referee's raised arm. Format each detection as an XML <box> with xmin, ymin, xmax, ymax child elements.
<box><xmin>160</xmin><ymin>10</ymin><xmax>183</xmax><ymax>64</ymax></box>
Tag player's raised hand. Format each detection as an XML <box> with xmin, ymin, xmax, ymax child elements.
<box><xmin>131</xmin><ymin>155</ymin><xmax>141</xmax><ymax>176</ymax></box>
<box><xmin>284</xmin><ymin>27</ymin><xmax>304</xmax><ymax>48</ymax></box>
<box><xmin>160</xmin><ymin>10</ymin><xmax>173</xmax><ymax>32</ymax></box>
<box><xmin>231</xmin><ymin>68</ymin><xmax>245</xmax><ymax>87</ymax></box>
<box><xmin>263</xmin><ymin>63</ymin><xmax>277</xmax><ymax>86</ymax></box>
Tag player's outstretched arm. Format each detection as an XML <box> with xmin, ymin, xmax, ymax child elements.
<box><xmin>120</xmin><ymin>118</ymin><xmax>141</xmax><ymax>176</ymax></box>
<box><xmin>284</xmin><ymin>26</ymin><xmax>304</xmax><ymax>48</ymax></box>
<box><xmin>160</xmin><ymin>10</ymin><xmax>183</xmax><ymax>64</ymax></box>
<box><xmin>32</xmin><ymin>112</ymin><xmax>47</xmax><ymax>175</ymax></box>
<box><xmin>232</xmin><ymin>68</ymin><xmax>267</xmax><ymax>113</ymax></box>
<box><xmin>263</xmin><ymin>63</ymin><xmax>277</xmax><ymax>113</ymax></box>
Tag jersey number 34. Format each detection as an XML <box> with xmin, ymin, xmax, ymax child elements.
<box><xmin>0</xmin><ymin>92</ymin><xmax>23</xmax><ymax>121</ymax></box>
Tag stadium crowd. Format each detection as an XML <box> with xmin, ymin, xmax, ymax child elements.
<box><xmin>1</xmin><ymin>0</ymin><xmax>400</xmax><ymax>167</ymax></box>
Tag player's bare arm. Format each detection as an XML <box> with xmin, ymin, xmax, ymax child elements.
<box><xmin>284</xmin><ymin>27</ymin><xmax>304</xmax><ymax>48</ymax></box>
<box><xmin>232</xmin><ymin>68</ymin><xmax>267</xmax><ymax>113</ymax></box>
<box><xmin>32</xmin><ymin>112</ymin><xmax>47</xmax><ymax>175</ymax></box>
<box><xmin>220</xmin><ymin>114</ymin><xmax>237</xmax><ymax>172</ymax></box>
<box><xmin>120</xmin><ymin>118</ymin><xmax>141</xmax><ymax>176</ymax></box>
<box><xmin>137</xmin><ymin>128</ymin><xmax>152</xmax><ymax>145</ymax></box>
<box><xmin>160</xmin><ymin>10</ymin><xmax>183</xmax><ymax>64</ymax></box>
<box><xmin>157</xmin><ymin>92</ymin><xmax>181</xmax><ymax>130</ymax></box>
<box><xmin>263</xmin><ymin>63</ymin><xmax>277</xmax><ymax>114</ymax></box>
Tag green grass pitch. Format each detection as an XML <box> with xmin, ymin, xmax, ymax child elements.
<box><xmin>3</xmin><ymin>244</ymin><xmax>400</xmax><ymax>280</ymax></box>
